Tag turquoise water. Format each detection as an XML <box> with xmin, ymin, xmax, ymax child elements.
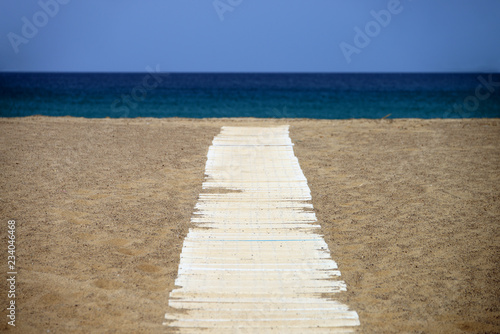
<box><xmin>0</xmin><ymin>73</ymin><xmax>499</xmax><ymax>118</ymax></box>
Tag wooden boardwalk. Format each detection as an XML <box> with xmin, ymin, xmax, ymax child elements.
<box><xmin>165</xmin><ymin>126</ymin><xmax>360</xmax><ymax>333</ymax></box>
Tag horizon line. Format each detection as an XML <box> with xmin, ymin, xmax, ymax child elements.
<box><xmin>1</xmin><ymin>70</ymin><xmax>499</xmax><ymax>74</ymax></box>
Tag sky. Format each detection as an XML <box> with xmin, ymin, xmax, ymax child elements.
<box><xmin>1</xmin><ymin>0</ymin><xmax>499</xmax><ymax>72</ymax></box>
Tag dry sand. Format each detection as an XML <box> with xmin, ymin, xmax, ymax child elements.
<box><xmin>0</xmin><ymin>116</ymin><xmax>499</xmax><ymax>333</ymax></box>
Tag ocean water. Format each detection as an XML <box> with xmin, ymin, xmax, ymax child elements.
<box><xmin>0</xmin><ymin>73</ymin><xmax>499</xmax><ymax>118</ymax></box>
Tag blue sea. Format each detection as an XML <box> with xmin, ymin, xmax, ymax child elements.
<box><xmin>0</xmin><ymin>73</ymin><xmax>499</xmax><ymax>118</ymax></box>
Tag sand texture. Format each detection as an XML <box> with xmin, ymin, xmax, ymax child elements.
<box><xmin>0</xmin><ymin>117</ymin><xmax>499</xmax><ymax>333</ymax></box>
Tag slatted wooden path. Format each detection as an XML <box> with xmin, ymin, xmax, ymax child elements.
<box><xmin>164</xmin><ymin>126</ymin><xmax>360</xmax><ymax>333</ymax></box>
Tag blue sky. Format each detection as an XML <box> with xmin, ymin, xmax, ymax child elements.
<box><xmin>1</xmin><ymin>0</ymin><xmax>499</xmax><ymax>72</ymax></box>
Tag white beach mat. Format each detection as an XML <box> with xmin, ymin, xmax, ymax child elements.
<box><xmin>164</xmin><ymin>125</ymin><xmax>360</xmax><ymax>333</ymax></box>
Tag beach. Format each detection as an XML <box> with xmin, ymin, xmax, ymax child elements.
<box><xmin>0</xmin><ymin>116</ymin><xmax>499</xmax><ymax>333</ymax></box>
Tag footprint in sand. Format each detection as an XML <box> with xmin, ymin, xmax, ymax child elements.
<box><xmin>104</xmin><ymin>238</ymin><xmax>143</xmax><ymax>256</ymax></box>
<box><xmin>53</xmin><ymin>209</ymin><xmax>93</xmax><ymax>225</ymax></box>
<box><xmin>137</xmin><ymin>264</ymin><xmax>161</xmax><ymax>273</ymax></box>
<box><xmin>94</xmin><ymin>279</ymin><xmax>123</xmax><ymax>290</ymax></box>
<box><xmin>38</xmin><ymin>293</ymin><xmax>64</xmax><ymax>306</ymax></box>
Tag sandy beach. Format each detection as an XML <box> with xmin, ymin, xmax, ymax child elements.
<box><xmin>0</xmin><ymin>116</ymin><xmax>499</xmax><ymax>333</ymax></box>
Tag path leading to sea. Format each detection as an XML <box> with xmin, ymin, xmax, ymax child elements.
<box><xmin>164</xmin><ymin>126</ymin><xmax>360</xmax><ymax>333</ymax></box>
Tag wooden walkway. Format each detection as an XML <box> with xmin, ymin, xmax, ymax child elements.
<box><xmin>164</xmin><ymin>126</ymin><xmax>360</xmax><ymax>333</ymax></box>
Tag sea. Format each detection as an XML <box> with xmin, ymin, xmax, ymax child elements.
<box><xmin>0</xmin><ymin>73</ymin><xmax>499</xmax><ymax>118</ymax></box>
